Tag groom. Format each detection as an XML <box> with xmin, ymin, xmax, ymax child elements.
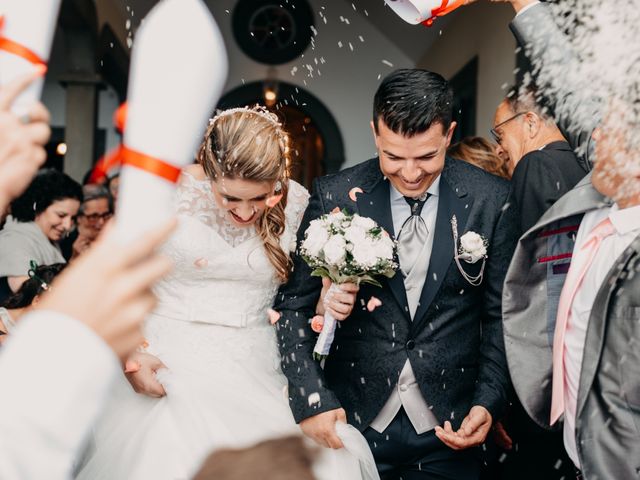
<box><xmin>274</xmin><ymin>69</ymin><xmax>519</xmax><ymax>479</ymax></box>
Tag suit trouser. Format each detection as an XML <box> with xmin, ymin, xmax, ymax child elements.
<box><xmin>363</xmin><ymin>408</ymin><xmax>480</xmax><ymax>480</ymax></box>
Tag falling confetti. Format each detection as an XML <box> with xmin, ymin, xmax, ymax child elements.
<box><xmin>310</xmin><ymin>315</ymin><xmax>324</xmax><ymax>333</ymax></box>
<box><xmin>267</xmin><ymin>309</ymin><xmax>281</xmax><ymax>325</ymax></box>
<box><xmin>348</xmin><ymin>187</ymin><xmax>363</xmax><ymax>201</ymax></box>
<box><xmin>367</xmin><ymin>296</ymin><xmax>383</xmax><ymax>312</ymax></box>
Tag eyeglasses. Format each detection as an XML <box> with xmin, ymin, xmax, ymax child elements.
<box><xmin>490</xmin><ymin>112</ymin><xmax>526</xmax><ymax>144</ymax></box>
<box><xmin>80</xmin><ymin>212</ymin><xmax>112</xmax><ymax>223</ymax></box>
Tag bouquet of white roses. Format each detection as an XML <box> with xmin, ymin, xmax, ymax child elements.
<box><xmin>300</xmin><ymin>209</ymin><xmax>397</xmax><ymax>359</ymax></box>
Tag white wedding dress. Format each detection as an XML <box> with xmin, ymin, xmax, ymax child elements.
<box><xmin>75</xmin><ymin>172</ymin><xmax>378</xmax><ymax>480</ymax></box>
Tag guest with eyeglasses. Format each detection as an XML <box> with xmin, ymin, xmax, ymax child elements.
<box><xmin>493</xmin><ymin>85</ymin><xmax>588</xmax><ymax>234</ymax></box>
<box><xmin>60</xmin><ymin>185</ymin><xmax>113</xmax><ymax>260</ymax></box>
<box><xmin>485</xmin><ymin>83</ymin><xmax>588</xmax><ymax>480</ymax></box>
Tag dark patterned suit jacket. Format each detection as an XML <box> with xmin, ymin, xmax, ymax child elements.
<box><xmin>274</xmin><ymin>157</ymin><xmax>519</xmax><ymax>431</ymax></box>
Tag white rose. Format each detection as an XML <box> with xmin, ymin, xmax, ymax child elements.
<box><xmin>351</xmin><ymin>215</ymin><xmax>377</xmax><ymax>231</ymax></box>
<box><xmin>302</xmin><ymin>220</ymin><xmax>330</xmax><ymax>257</ymax></box>
<box><xmin>344</xmin><ymin>225</ymin><xmax>367</xmax><ymax>245</ymax></box>
<box><xmin>351</xmin><ymin>237</ymin><xmax>379</xmax><ymax>268</ymax></box>
<box><xmin>323</xmin><ymin>235</ymin><xmax>347</xmax><ymax>266</ymax></box>
<box><xmin>327</xmin><ymin>211</ymin><xmax>346</xmax><ymax>226</ymax></box>
<box><xmin>373</xmin><ymin>237</ymin><xmax>394</xmax><ymax>261</ymax></box>
<box><xmin>459</xmin><ymin>231</ymin><xmax>487</xmax><ymax>263</ymax></box>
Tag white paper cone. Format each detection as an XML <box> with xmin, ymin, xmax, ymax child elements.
<box><xmin>0</xmin><ymin>0</ymin><xmax>62</xmax><ymax>113</ymax></box>
<box><xmin>384</xmin><ymin>0</ymin><xmax>439</xmax><ymax>24</ymax></box>
<box><xmin>115</xmin><ymin>0</ymin><xmax>228</xmax><ymax>244</ymax></box>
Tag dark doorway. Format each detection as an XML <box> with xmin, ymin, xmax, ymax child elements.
<box><xmin>450</xmin><ymin>57</ymin><xmax>478</xmax><ymax>143</ymax></box>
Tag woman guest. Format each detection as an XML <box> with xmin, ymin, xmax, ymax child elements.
<box><xmin>448</xmin><ymin>136</ymin><xmax>511</xmax><ymax>179</ymax></box>
<box><xmin>0</xmin><ymin>263</ymin><xmax>66</xmax><ymax>344</ymax></box>
<box><xmin>60</xmin><ymin>185</ymin><xmax>113</xmax><ymax>261</ymax></box>
<box><xmin>0</xmin><ymin>169</ymin><xmax>82</xmax><ymax>302</ymax></box>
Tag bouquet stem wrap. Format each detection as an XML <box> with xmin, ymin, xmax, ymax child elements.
<box><xmin>301</xmin><ymin>210</ymin><xmax>397</xmax><ymax>360</ymax></box>
<box><xmin>313</xmin><ymin>283</ymin><xmax>342</xmax><ymax>358</ymax></box>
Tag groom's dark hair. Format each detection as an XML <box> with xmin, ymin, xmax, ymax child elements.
<box><xmin>373</xmin><ymin>69</ymin><xmax>454</xmax><ymax>137</ymax></box>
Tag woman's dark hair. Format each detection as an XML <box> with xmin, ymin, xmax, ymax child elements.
<box><xmin>10</xmin><ymin>169</ymin><xmax>83</xmax><ymax>222</ymax></box>
<box><xmin>373</xmin><ymin>69</ymin><xmax>454</xmax><ymax>137</ymax></box>
<box><xmin>3</xmin><ymin>263</ymin><xmax>66</xmax><ymax>309</ymax></box>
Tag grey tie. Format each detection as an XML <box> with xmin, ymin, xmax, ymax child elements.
<box><xmin>397</xmin><ymin>195</ymin><xmax>430</xmax><ymax>276</ymax></box>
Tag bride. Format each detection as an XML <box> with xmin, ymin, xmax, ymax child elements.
<box><xmin>75</xmin><ymin>106</ymin><xmax>378</xmax><ymax>480</ymax></box>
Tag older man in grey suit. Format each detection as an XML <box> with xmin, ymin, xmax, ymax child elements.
<box><xmin>473</xmin><ymin>0</ymin><xmax>640</xmax><ymax>478</ymax></box>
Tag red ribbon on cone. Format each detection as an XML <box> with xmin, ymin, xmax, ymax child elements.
<box><xmin>0</xmin><ymin>15</ymin><xmax>48</xmax><ymax>68</ymax></box>
<box><xmin>421</xmin><ymin>0</ymin><xmax>466</xmax><ymax>26</ymax></box>
<box><xmin>120</xmin><ymin>145</ymin><xmax>182</xmax><ymax>184</ymax></box>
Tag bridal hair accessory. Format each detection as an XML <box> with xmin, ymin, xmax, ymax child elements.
<box><xmin>209</xmin><ymin>105</ymin><xmax>290</xmax><ymax>159</ymax></box>
<box><xmin>451</xmin><ymin>215</ymin><xmax>486</xmax><ymax>286</ymax></box>
<box><xmin>27</xmin><ymin>260</ymin><xmax>50</xmax><ymax>291</ymax></box>
<box><xmin>209</xmin><ymin>105</ymin><xmax>282</xmax><ymax>129</ymax></box>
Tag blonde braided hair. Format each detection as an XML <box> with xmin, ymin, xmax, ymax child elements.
<box><xmin>198</xmin><ymin>105</ymin><xmax>292</xmax><ymax>282</ymax></box>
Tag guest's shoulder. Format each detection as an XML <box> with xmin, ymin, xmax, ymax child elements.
<box><xmin>443</xmin><ymin>157</ymin><xmax>510</xmax><ymax>196</ymax></box>
<box><xmin>512</xmin><ymin>149</ymin><xmax>563</xmax><ymax>182</ymax></box>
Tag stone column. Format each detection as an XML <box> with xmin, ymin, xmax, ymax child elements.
<box><xmin>60</xmin><ymin>72</ymin><xmax>101</xmax><ymax>182</ymax></box>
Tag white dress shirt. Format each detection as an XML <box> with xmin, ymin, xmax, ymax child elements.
<box><xmin>563</xmin><ymin>203</ymin><xmax>640</xmax><ymax>467</ymax></box>
<box><xmin>0</xmin><ymin>311</ymin><xmax>120</xmax><ymax>480</ymax></box>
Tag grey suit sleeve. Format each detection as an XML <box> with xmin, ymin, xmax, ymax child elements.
<box><xmin>511</xmin><ymin>3</ymin><xmax>598</xmax><ymax>170</ymax></box>
<box><xmin>273</xmin><ymin>178</ymin><xmax>342</xmax><ymax>423</ymax></box>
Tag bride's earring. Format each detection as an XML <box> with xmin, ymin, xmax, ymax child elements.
<box><xmin>265</xmin><ymin>180</ymin><xmax>284</xmax><ymax>208</ymax></box>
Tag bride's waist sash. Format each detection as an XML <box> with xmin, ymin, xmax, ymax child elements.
<box><xmin>151</xmin><ymin>301</ymin><xmax>266</xmax><ymax>329</ymax></box>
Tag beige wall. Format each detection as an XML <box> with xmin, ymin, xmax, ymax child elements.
<box><xmin>417</xmin><ymin>3</ymin><xmax>516</xmax><ymax>137</ymax></box>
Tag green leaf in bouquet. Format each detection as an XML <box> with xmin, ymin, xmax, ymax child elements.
<box><xmin>358</xmin><ymin>275</ymin><xmax>383</xmax><ymax>288</ymax></box>
<box><xmin>310</xmin><ymin>267</ymin><xmax>331</xmax><ymax>278</ymax></box>
<box><xmin>369</xmin><ymin>226</ymin><xmax>382</xmax><ymax>238</ymax></box>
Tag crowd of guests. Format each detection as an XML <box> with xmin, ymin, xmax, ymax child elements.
<box><xmin>0</xmin><ymin>0</ymin><xmax>638</xmax><ymax>479</ymax></box>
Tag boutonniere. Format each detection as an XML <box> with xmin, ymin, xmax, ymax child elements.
<box><xmin>451</xmin><ymin>215</ymin><xmax>486</xmax><ymax>286</ymax></box>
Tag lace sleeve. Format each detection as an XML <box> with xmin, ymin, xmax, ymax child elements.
<box><xmin>283</xmin><ymin>180</ymin><xmax>310</xmax><ymax>252</ymax></box>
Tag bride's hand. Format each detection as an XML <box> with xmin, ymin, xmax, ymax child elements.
<box><xmin>317</xmin><ymin>278</ymin><xmax>359</xmax><ymax>321</ymax></box>
<box><xmin>124</xmin><ymin>351</ymin><xmax>167</xmax><ymax>397</ymax></box>
<box><xmin>299</xmin><ymin>408</ymin><xmax>347</xmax><ymax>449</ymax></box>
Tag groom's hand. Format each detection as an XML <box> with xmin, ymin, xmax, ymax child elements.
<box><xmin>435</xmin><ymin>405</ymin><xmax>492</xmax><ymax>450</ymax></box>
<box><xmin>317</xmin><ymin>278</ymin><xmax>359</xmax><ymax>321</ymax></box>
<box><xmin>299</xmin><ymin>408</ymin><xmax>347</xmax><ymax>449</ymax></box>
<box><xmin>124</xmin><ymin>351</ymin><xmax>167</xmax><ymax>397</ymax></box>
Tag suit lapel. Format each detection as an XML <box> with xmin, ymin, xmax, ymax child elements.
<box><xmin>356</xmin><ymin>167</ymin><xmax>410</xmax><ymax>317</ymax></box>
<box><xmin>412</xmin><ymin>169</ymin><xmax>472</xmax><ymax>333</ymax></box>
<box><xmin>576</xmin><ymin>238</ymin><xmax>640</xmax><ymax>418</ymax></box>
